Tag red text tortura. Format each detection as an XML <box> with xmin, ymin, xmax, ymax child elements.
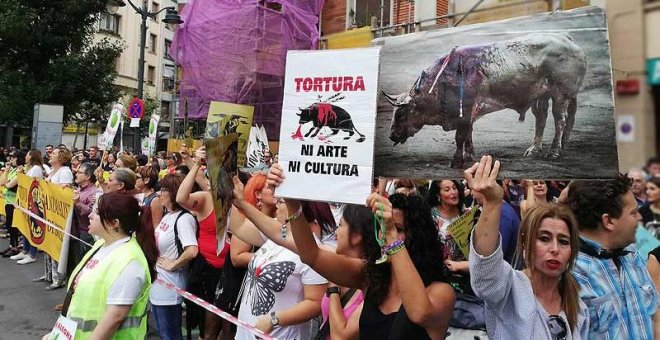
<box><xmin>294</xmin><ymin>76</ymin><xmax>366</xmax><ymax>92</ymax></box>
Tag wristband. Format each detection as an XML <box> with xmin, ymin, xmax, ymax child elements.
<box><xmin>286</xmin><ymin>204</ymin><xmax>303</xmax><ymax>222</ymax></box>
<box><xmin>326</xmin><ymin>286</ymin><xmax>340</xmax><ymax>297</ymax></box>
<box><xmin>281</xmin><ymin>205</ymin><xmax>303</xmax><ymax>240</ymax></box>
<box><xmin>385</xmin><ymin>239</ymin><xmax>405</xmax><ymax>256</ymax></box>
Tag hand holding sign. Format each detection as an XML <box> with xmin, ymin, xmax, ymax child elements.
<box><xmin>232</xmin><ymin>176</ymin><xmax>245</xmax><ymax>203</ymax></box>
<box><xmin>267</xmin><ymin>164</ymin><xmax>285</xmax><ymax>190</ymax></box>
<box><xmin>366</xmin><ymin>193</ymin><xmax>395</xmax><ymax>238</ymax></box>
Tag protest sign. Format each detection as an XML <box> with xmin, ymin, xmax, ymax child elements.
<box><xmin>375</xmin><ymin>7</ymin><xmax>617</xmax><ymax>179</ymax></box>
<box><xmin>48</xmin><ymin>315</ymin><xmax>78</xmax><ymax>340</ymax></box>
<box><xmin>13</xmin><ymin>174</ymin><xmax>74</xmax><ymax>261</ymax></box>
<box><xmin>205</xmin><ymin>133</ymin><xmax>239</xmax><ymax>252</ymax></box>
<box><xmin>246</xmin><ymin>125</ymin><xmax>270</xmax><ymax>169</ymax></box>
<box><xmin>276</xmin><ymin>47</ymin><xmax>381</xmax><ymax>204</ymax></box>
<box><xmin>206</xmin><ymin>102</ymin><xmax>253</xmax><ymax>167</ymax></box>
<box><xmin>148</xmin><ymin>114</ymin><xmax>160</xmax><ymax>154</ymax></box>
<box><xmin>447</xmin><ymin>207</ymin><xmax>479</xmax><ymax>258</ymax></box>
<box><xmin>99</xmin><ymin>103</ymin><xmax>123</xmax><ymax>151</ymax></box>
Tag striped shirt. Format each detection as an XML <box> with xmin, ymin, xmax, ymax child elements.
<box><xmin>572</xmin><ymin>237</ymin><xmax>658</xmax><ymax>340</ymax></box>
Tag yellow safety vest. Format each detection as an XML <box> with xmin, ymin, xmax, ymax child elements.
<box><xmin>66</xmin><ymin>237</ymin><xmax>151</xmax><ymax>339</ymax></box>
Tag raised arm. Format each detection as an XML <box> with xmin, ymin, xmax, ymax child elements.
<box><xmin>176</xmin><ymin>147</ymin><xmax>213</xmax><ymax>217</ymax></box>
<box><xmin>367</xmin><ymin>193</ymin><xmax>455</xmax><ymax>334</ymax></box>
<box><xmin>465</xmin><ymin>155</ymin><xmax>503</xmax><ymax>257</ymax></box>
<box><xmin>267</xmin><ymin>164</ymin><xmax>365</xmax><ymax>288</ymax></box>
<box><xmin>231</xmin><ymin>176</ymin><xmax>298</xmax><ymax>252</ymax></box>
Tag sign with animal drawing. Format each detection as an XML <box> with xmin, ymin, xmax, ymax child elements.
<box><xmin>205</xmin><ymin>102</ymin><xmax>254</xmax><ymax>167</ymax></box>
<box><xmin>375</xmin><ymin>6</ymin><xmax>617</xmax><ymax>179</ymax></box>
<box><xmin>277</xmin><ymin>47</ymin><xmax>380</xmax><ymax>204</ymax></box>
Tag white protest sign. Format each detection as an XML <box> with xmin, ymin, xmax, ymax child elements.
<box><xmin>99</xmin><ymin>103</ymin><xmax>123</xmax><ymax>151</ymax></box>
<box><xmin>148</xmin><ymin>114</ymin><xmax>160</xmax><ymax>154</ymax></box>
<box><xmin>276</xmin><ymin>47</ymin><xmax>380</xmax><ymax>204</ymax></box>
<box><xmin>48</xmin><ymin>315</ymin><xmax>78</xmax><ymax>340</ymax></box>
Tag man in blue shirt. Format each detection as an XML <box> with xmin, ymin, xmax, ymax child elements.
<box><xmin>568</xmin><ymin>175</ymin><xmax>659</xmax><ymax>339</ymax></box>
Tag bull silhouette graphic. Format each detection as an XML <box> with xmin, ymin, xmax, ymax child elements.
<box><xmin>294</xmin><ymin>102</ymin><xmax>365</xmax><ymax>143</ymax></box>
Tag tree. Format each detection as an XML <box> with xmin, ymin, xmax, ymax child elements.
<box><xmin>0</xmin><ymin>0</ymin><xmax>123</xmax><ymax>126</ymax></box>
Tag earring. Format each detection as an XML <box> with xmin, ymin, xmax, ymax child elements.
<box><xmin>257</xmin><ymin>199</ymin><xmax>263</xmax><ymax>209</ymax></box>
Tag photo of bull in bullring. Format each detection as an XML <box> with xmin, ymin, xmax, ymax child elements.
<box><xmin>375</xmin><ymin>6</ymin><xmax>618</xmax><ymax>179</ymax></box>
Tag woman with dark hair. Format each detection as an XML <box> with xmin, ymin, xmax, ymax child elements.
<box><xmin>267</xmin><ymin>164</ymin><xmax>455</xmax><ymax>339</ymax></box>
<box><xmin>102</xmin><ymin>153</ymin><xmax>116</xmax><ymax>172</ymax></box>
<box><xmin>46</xmin><ymin>192</ymin><xmax>158</xmax><ymax>339</ymax></box>
<box><xmin>640</xmin><ymin>176</ymin><xmax>660</xmax><ymax>233</ymax></box>
<box><xmin>136</xmin><ymin>164</ymin><xmax>164</xmax><ymax>227</ymax></box>
<box><xmin>467</xmin><ymin>156</ymin><xmax>587</xmax><ymax>339</ymax></box>
<box><xmin>520</xmin><ymin>180</ymin><xmax>553</xmax><ymax>217</ymax></box>
<box><xmin>150</xmin><ymin>173</ymin><xmax>199</xmax><ymax>340</ymax></box>
<box><xmin>175</xmin><ymin>148</ymin><xmax>231</xmax><ymax>340</ymax></box>
<box><xmin>0</xmin><ymin>149</ymin><xmax>26</xmax><ymax>258</ymax></box>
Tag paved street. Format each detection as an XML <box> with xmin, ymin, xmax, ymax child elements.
<box><xmin>0</xmin><ymin>239</ymin><xmax>65</xmax><ymax>339</ymax></box>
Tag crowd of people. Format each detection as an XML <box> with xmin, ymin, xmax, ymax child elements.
<box><xmin>0</xmin><ymin>142</ymin><xmax>659</xmax><ymax>340</ymax></box>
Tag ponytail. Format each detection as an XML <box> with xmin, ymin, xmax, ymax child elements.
<box><xmin>136</xmin><ymin>205</ymin><xmax>159</xmax><ymax>282</ymax></box>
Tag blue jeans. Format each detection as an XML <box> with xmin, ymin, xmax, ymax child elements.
<box><xmin>22</xmin><ymin>237</ymin><xmax>37</xmax><ymax>257</ymax></box>
<box><xmin>151</xmin><ymin>304</ymin><xmax>183</xmax><ymax>340</ymax></box>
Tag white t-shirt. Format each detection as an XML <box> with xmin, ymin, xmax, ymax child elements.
<box><xmin>149</xmin><ymin>211</ymin><xmax>198</xmax><ymax>305</ymax></box>
<box><xmin>74</xmin><ymin>237</ymin><xmax>146</xmax><ymax>305</ymax></box>
<box><xmin>236</xmin><ymin>239</ymin><xmax>328</xmax><ymax>340</ymax></box>
<box><xmin>26</xmin><ymin>165</ymin><xmax>44</xmax><ymax>178</ymax></box>
<box><xmin>48</xmin><ymin>166</ymin><xmax>74</xmax><ymax>185</ymax></box>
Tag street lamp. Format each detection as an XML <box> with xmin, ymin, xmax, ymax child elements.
<box><xmin>106</xmin><ymin>0</ymin><xmax>183</xmax><ymax>154</ymax></box>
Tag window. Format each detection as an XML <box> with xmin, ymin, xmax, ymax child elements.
<box><xmin>352</xmin><ymin>0</ymin><xmax>390</xmax><ymax>28</ymax></box>
<box><xmin>161</xmin><ymin>100</ymin><xmax>170</xmax><ymax>119</ymax></box>
<box><xmin>162</xmin><ymin>65</ymin><xmax>175</xmax><ymax>91</ymax></box>
<box><xmin>149</xmin><ymin>33</ymin><xmax>157</xmax><ymax>53</ymax></box>
<box><xmin>151</xmin><ymin>2</ymin><xmax>160</xmax><ymax>20</ymax></box>
<box><xmin>98</xmin><ymin>13</ymin><xmax>120</xmax><ymax>34</ymax></box>
<box><xmin>164</xmin><ymin>39</ymin><xmax>172</xmax><ymax>60</ymax></box>
<box><xmin>147</xmin><ymin>66</ymin><xmax>156</xmax><ymax>85</ymax></box>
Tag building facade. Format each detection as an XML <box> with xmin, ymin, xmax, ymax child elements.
<box><xmin>62</xmin><ymin>0</ymin><xmax>178</xmax><ymax>150</ymax></box>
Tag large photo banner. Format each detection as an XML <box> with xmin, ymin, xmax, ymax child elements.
<box><xmin>375</xmin><ymin>6</ymin><xmax>617</xmax><ymax>179</ymax></box>
<box><xmin>277</xmin><ymin>47</ymin><xmax>381</xmax><ymax>204</ymax></box>
<box><xmin>14</xmin><ymin>174</ymin><xmax>74</xmax><ymax>262</ymax></box>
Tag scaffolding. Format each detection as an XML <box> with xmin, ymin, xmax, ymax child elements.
<box><xmin>170</xmin><ymin>0</ymin><xmax>323</xmax><ymax>141</ymax></box>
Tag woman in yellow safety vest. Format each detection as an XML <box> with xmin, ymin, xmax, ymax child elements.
<box><xmin>45</xmin><ymin>191</ymin><xmax>159</xmax><ymax>339</ymax></box>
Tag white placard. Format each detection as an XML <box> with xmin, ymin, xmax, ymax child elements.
<box><xmin>48</xmin><ymin>315</ymin><xmax>78</xmax><ymax>340</ymax></box>
<box><xmin>276</xmin><ymin>47</ymin><xmax>381</xmax><ymax>204</ymax></box>
<box><xmin>130</xmin><ymin>118</ymin><xmax>140</xmax><ymax>128</ymax></box>
<box><xmin>100</xmin><ymin>103</ymin><xmax>123</xmax><ymax>151</ymax></box>
<box><xmin>616</xmin><ymin>115</ymin><xmax>635</xmax><ymax>142</ymax></box>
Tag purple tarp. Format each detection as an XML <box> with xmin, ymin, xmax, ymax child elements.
<box><xmin>171</xmin><ymin>0</ymin><xmax>323</xmax><ymax>141</ymax></box>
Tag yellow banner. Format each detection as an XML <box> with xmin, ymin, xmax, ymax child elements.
<box><xmin>447</xmin><ymin>207</ymin><xmax>479</xmax><ymax>258</ymax></box>
<box><xmin>14</xmin><ymin>174</ymin><xmax>74</xmax><ymax>261</ymax></box>
<box><xmin>0</xmin><ymin>186</ymin><xmax>5</xmax><ymax>216</ymax></box>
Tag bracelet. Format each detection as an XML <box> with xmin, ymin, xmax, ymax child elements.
<box><xmin>385</xmin><ymin>239</ymin><xmax>405</xmax><ymax>256</ymax></box>
<box><xmin>286</xmin><ymin>205</ymin><xmax>303</xmax><ymax>223</ymax></box>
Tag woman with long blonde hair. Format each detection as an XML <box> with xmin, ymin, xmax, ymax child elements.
<box><xmin>467</xmin><ymin>156</ymin><xmax>587</xmax><ymax>339</ymax></box>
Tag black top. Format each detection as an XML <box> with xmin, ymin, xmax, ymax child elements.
<box><xmin>650</xmin><ymin>246</ymin><xmax>660</xmax><ymax>261</ymax></box>
<box><xmin>359</xmin><ymin>293</ymin><xmax>430</xmax><ymax>340</ymax></box>
<box><xmin>639</xmin><ymin>203</ymin><xmax>660</xmax><ymax>227</ymax></box>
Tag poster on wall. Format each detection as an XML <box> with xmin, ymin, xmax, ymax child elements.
<box><xmin>375</xmin><ymin>6</ymin><xmax>617</xmax><ymax>179</ymax></box>
<box><xmin>276</xmin><ymin>47</ymin><xmax>381</xmax><ymax>204</ymax></box>
<box><xmin>205</xmin><ymin>102</ymin><xmax>254</xmax><ymax>167</ymax></box>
